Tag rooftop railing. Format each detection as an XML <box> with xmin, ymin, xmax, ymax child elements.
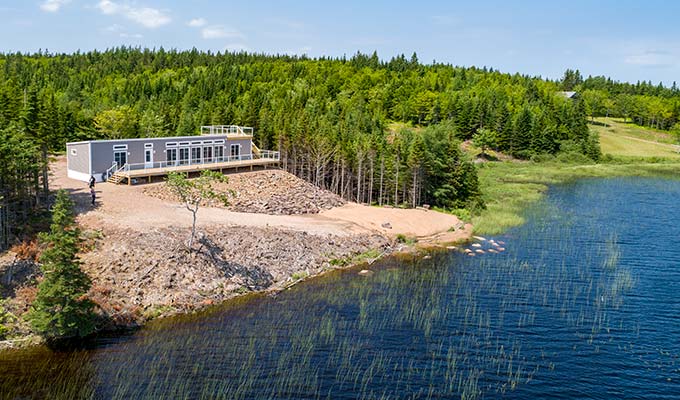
<box><xmin>200</xmin><ymin>125</ymin><xmax>254</xmax><ymax>137</ymax></box>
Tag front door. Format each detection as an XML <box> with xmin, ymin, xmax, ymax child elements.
<box><xmin>167</xmin><ymin>148</ymin><xmax>178</xmax><ymax>166</ymax></box>
<box><xmin>203</xmin><ymin>146</ymin><xmax>213</xmax><ymax>163</ymax></box>
<box><xmin>114</xmin><ymin>151</ymin><xmax>127</xmax><ymax>168</ymax></box>
<box><xmin>144</xmin><ymin>149</ymin><xmax>153</xmax><ymax>168</ymax></box>
<box><xmin>179</xmin><ymin>148</ymin><xmax>190</xmax><ymax>165</ymax></box>
<box><xmin>214</xmin><ymin>145</ymin><xmax>224</xmax><ymax>162</ymax></box>
<box><xmin>191</xmin><ymin>147</ymin><xmax>201</xmax><ymax>165</ymax></box>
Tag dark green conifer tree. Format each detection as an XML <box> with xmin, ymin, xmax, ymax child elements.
<box><xmin>26</xmin><ymin>190</ymin><xmax>96</xmax><ymax>340</ymax></box>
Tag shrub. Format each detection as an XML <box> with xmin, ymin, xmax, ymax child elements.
<box><xmin>0</xmin><ymin>300</ymin><xmax>13</xmax><ymax>339</ymax></box>
<box><xmin>451</xmin><ymin>208</ymin><xmax>471</xmax><ymax>223</ymax></box>
<box><xmin>10</xmin><ymin>239</ymin><xmax>40</xmax><ymax>261</ymax></box>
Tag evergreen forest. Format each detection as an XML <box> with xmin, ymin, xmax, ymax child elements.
<box><xmin>2</xmin><ymin>48</ymin><xmax>677</xmax><ymax>249</ymax></box>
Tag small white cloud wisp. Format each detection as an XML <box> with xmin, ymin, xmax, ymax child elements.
<box><xmin>188</xmin><ymin>18</ymin><xmax>207</xmax><ymax>28</ymax></box>
<box><xmin>201</xmin><ymin>25</ymin><xmax>244</xmax><ymax>40</ymax></box>
<box><xmin>96</xmin><ymin>0</ymin><xmax>171</xmax><ymax>29</ymax></box>
<box><xmin>40</xmin><ymin>0</ymin><xmax>71</xmax><ymax>13</ymax></box>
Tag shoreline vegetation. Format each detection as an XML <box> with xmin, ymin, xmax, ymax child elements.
<box><xmin>473</xmin><ymin>158</ymin><xmax>680</xmax><ymax>235</ymax></box>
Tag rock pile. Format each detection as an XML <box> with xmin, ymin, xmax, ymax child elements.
<box><xmin>79</xmin><ymin>225</ymin><xmax>388</xmax><ymax>323</ymax></box>
<box><xmin>143</xmin><ymin>170</ymin><xmax>345</xmax><ymax>215</ymax></box>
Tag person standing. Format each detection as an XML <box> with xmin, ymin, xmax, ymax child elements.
<box><xmin>89</xmin><ymin>175</ymin><xmax>96</xmax><ymax>189</ymax></box>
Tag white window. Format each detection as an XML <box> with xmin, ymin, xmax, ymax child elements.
<box><xmin>70</xmin><ymin>148</ymin><xmax>77</xmax><ymax>156</ymax></box>
<box><xmin>179</xmin><ymin>141</ymin><xmax>190</xmax><ymax>146</ymax></box>
<box><xmin>113</xmin><ymin>144</ymin><xmax>128</xmax><ymax>150</ymax></box>
<box><xmin>166</xmin><ymin>142</ymin><xmax>178</xmax><ymax>147</ymax></box>
<box><xmin>144</xmin><ymin>143</ymin><xmax>153</xmax><ymax>149</ymax></box>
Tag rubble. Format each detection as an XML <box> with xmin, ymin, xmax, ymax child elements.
<box><xmin>78</xmin><ymin>225</ymin><xmax>389</xmax><ymax>323</ymax></box>
<box><xmin>143</xmin><ymin>169</ymin><xmax>346</xmax><ymax>215</ymax></box>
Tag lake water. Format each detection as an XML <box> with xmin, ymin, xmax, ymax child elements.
<box><xmin>2</xmin><ymin>177</ymin><xmax>680</xmax><ymax>399</ymax></box>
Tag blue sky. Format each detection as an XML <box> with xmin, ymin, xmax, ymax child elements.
<box><xmin>1</xmin><ymin>0</ymin><xmax>678</xmax><ymax>85</ymax></box>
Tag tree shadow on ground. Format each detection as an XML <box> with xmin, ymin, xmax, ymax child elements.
<box><xmin>0</xmin><ymin>258</ymin><xmax>40</xmax><ymax>299</ymax></box>
<box><xmin>196</xmin><ymin>235</ymin><xmax>274</xmax><ymax>290</ymax></box>
<box><xmin>57</xmin><ymin>187</ymin><xmax>102</xmax><ymax>217</ymax></box>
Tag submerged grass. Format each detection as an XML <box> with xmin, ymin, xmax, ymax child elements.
<box><xmin>1</xmin><ymin>209</ymin><xmax>644</xmax><ymax>399</ymax></box>
<box><xmin>473</xmin><ymin>159</ymin><xmax>680</xmax><ymax>234</ymax></box>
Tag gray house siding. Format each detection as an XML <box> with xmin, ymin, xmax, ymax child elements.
<box><xmin>66</xmin><ymin>142</ymin><xmax>91</xmax><ymax>181</ymax></box>
<box><xmin>67</xmin><ymin>134</ymin><xmax>257</xmax><ymax>182</ymax></box>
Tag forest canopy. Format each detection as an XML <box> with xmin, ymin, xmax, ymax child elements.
<box><xmin>6</xmin><ymin>48</ymin><xmax>674</xmax><ymax>248</ymax></box>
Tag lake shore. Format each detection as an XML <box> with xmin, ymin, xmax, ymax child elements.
<box><xmin>0</xmin><ymin>158</ymin><xmax>471</xmax><ymax>350</ymax></box>
<box><xmin>473</xmin><ymin>159</ymin><xmax>680</xmax><ymax>234</ymax></box>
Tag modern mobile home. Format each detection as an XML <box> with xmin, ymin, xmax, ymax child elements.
<box><xmin>66</xmin><ymin>125</ymin><xmax>279</xmax><ymax>184</ymax></box>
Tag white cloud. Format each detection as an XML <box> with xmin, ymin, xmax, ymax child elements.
<box><xmin>96</xmin><ymin>0</ymin><xmax>171</xmax><ymax>29</ymax></box>
<box><xmin>187</xmin><ymin>18</ymin><xmax>206</xmax><ymax>28</ymax></box>
<box><xmin>40</xmin><ymin>0</ymin><xmax>71</xmax><ymax>12</ymax></box>
<box><xmin>201</xmin><ymin>25</ymin><xmax>243</xmax><ymax>39</ymax></box>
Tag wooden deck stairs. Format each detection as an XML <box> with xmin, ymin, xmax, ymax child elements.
<box><xmin>107</xmin><ymin>172</ymin><xmax>126</xmax><ymax>184</ymax></box>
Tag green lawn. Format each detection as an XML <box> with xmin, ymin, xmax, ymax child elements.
<box><xmin>590</xmin><ymin>118</ymin><xmax>680</xmax><ymax>158</ymax></box>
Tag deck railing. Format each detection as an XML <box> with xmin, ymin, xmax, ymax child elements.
<box><xmin>121</xmin><ymin>151</ymin><xmax>280</xmax><ymax>172</ymax></box>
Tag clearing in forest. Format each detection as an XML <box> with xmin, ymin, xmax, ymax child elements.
<box><xmin>590</xmin><ymin>118</ymin><xmax>680</xmax><ymax>158</ymax></box>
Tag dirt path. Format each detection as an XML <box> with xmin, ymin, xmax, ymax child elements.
<box><xmin>51</xmin><ymin>157</ymin><xmax>468</xmax><ymax>241</ymax></box>
<box><xmin>613</xmin><ymin>133</ymin><xmax>680</xmax><ymax>148</ymax></box>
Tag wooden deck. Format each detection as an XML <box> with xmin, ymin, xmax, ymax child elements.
<box><xmin>113</xmin><ymin>158</ymin><xmax>280</xmax><ymax>184</ymax></box>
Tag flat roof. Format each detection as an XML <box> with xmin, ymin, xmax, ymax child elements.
<box><xmin>67</xmin><ymin>134</ymin><xmax>250</xmax><ymax>146</ymax></box>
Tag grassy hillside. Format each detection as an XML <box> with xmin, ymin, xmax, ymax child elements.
<box><xmin>590</xmin><ymin>118</ymin><xmax>680</xmax><ymax>159</ymax></box>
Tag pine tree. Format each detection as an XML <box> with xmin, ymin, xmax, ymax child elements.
<box><xmin>27</xmin><ymin>190</ymin><xmax>96</xmax><ymax>340</ymax></box>
<box><xmin>513</xmin><ymin>106</ymin><xmax>534</xmax><ymax>157</ymax></box>
<box><xmin>472</xmin><ymin>128</ymin><xmax>498</xmax><ymax>157</ymax></box>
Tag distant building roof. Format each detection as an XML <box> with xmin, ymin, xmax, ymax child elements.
<box><xmin>558</xmin><ymin>91</ymin><xmax>579</xmax><ymax>99</ymax></box>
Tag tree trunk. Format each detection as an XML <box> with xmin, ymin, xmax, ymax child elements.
<box><xmin>356</xmin><ymin>156</ymin><xmax>363</xmax><ymax>203</ymax></box>
<box><xmin>412</xmin><ymin>167</ymin><xmax>417</xmax><ymax>207</ymax></box>
<box><xmin>189</xmin><ymin>208</ymin><xmax>197</xmax><ymax>249</ymax></box>
<box><xmin>368</xmin><ymin>156</ymin><xmax>374</xmax><ymax>205</ymax></box>
<box><xmin>394</xmin><ymin>155</ymin><xmax>399</xmax><ymax>207</ymax></box>
<box><xmin>340</xmin><ymin>159</ymin><xmax>345</xmax><ymax>199</ymax></box>
<box><xmin>379</xmin><ymin>156</ymin><xmax>384</xmax><ymax>206</ymax></box>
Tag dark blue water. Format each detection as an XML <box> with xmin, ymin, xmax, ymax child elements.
<box><xmin>1</xmin><ymin>177</ymin><xmax>680</xmax><ymax>399</ymax></box>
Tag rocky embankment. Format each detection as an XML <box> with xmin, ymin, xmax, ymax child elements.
<box><xmin>0</xmin><ymin>225</ymin><xmax>389</xmax><ymax>339</ymax></box>
<box><xmin>144</xmin><ymin>170</ymin><xmax>346</xmax><ymax>215</ymax></box>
